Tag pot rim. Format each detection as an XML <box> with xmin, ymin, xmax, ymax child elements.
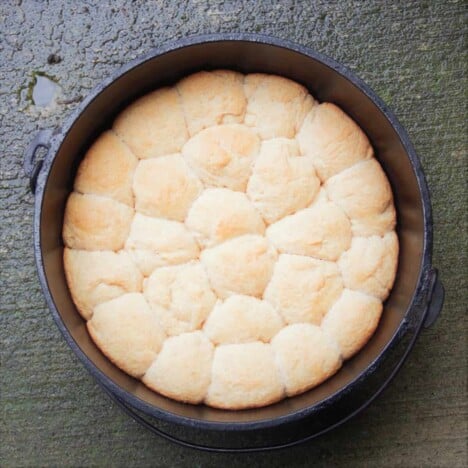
<box><xmin>32</xmin><ymin>33</ymin><xmax>433</xmax><ymax>432</ymax></box>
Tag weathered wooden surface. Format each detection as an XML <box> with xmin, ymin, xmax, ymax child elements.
<box><xmin>1</xmin><ymin>1</ymin><xmax>466</xmax><ymax>466</ymax></box>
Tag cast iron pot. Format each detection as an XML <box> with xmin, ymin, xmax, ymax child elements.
<box><xmin>24</xmin><ymin>34</ymin><xmax>444</xmax><ymax>452</ymax></box>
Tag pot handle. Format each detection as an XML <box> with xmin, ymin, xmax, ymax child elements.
<box><xmin>24</xmin><ymin>128</ymin><xmax>57</xmax><ymax>193</ymax></box>
<box><xmin>98</xmin><ymin>385</ymin><xmax>230</xmax><ymax>453</ymax></box>
<box><xmin>423</xmin><ymin>268</ymin><xmax>444</xmax><ymax>328</ymax></box>
<box><xmin>98</xmin><ymin>382</ymin><xmax>290</xmax><ymax>453</ymax></box>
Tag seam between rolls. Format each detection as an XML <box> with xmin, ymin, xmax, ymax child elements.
<box><xmin>109</xmin><ymin>130</ymin><xmax>141</xmax><ymax>272</ymax></box>
<box><xmin>110</xmin><ymin>128</ymin><xmax>139</xmax><ymax>207</ymax></box>
<box><xmin>319</xmin><ymin>326</ymin><xmax>345</xmax><ymax>364</ymax></box>
<box><xmin>270</xmin><ymin>344</ymin><xmax>288</xmax><ymax>398</ymax></box>
<box><xmin>174</xmin><ymin>84</ymin><xmax>191</xmax><ymax>138</ymax></box>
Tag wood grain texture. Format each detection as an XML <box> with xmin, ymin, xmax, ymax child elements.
<box><xmin>0</xmin><ymin>0</ymin><xmax>466</xmax><ymax>466</ymax></box>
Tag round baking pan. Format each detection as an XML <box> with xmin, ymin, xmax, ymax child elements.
<box><xmin>24</xmin><ymin>34</ymin><xmax>444</xmax><ymax>451</ymax></box>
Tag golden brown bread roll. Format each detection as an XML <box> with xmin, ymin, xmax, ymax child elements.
<box><xmin>143</xmin><ymin>331</ymin><xmax>214</xmax><ymax>404</ymax></box>
<box><xmin>74</xmin><ymin>130</ymin><xmax>138</xmax><ymax>206</ymax></box>
<box><xmin>133</xmin><ymin>154</ymin><xmax>203</xmax><ymax>221</ymax></box>
<box><xmin>321</xmin><ymin>289</ymin><xmax>383</xmax><ymax>359</ymax></box>
<box><xmin>185</xmin><ymin>188</ymin><xmax>265</xmax><ymax>248</ymax></box>
<box><xmin>203</xmin><ymin>294</ymin><xmax>284</xmax><ymax>345</ymax></box>
<box><xmin>143</xmin><ymin>262</ymin><xmax>216</xmax><ymax>336</ymax></box>
<box><xmin>87</xmin><ymin>293</ymin><xmax>165</xmax><ymax>377</ymax></box>
<box><xmin>244</xmin><ymin>73</ymin><xmax>315</xmax><ymax>139</ymax></box>
<box><xmin>266</xmin><ymin>198</ymin><xmax>352</xmax><ymax>261</ymax></box>
<box><xmin>246</xmin><ymin>138</ymin><xmax>320</xmax><ymax>223</ymax></box>
<box><xmin>182</xmin><ymin>124</ymin><xmax>260</xmax><ymax>191</ymax></box>
<box><xmin>63</xmin><ymin>193</ymin><xmax>133</xmax><ymax>251</ymax></box>
<box><xmin>264</xmin><ymin>254</ymin><xmax>343</xmax><ymax>325</ymax></box>
<box><xmin>271</xmin><ymin>323</ymin><xmax>342</xmax><ymax>396</ymax></box>
<box><xmin>125</xmin><ymin>213</ymin><xmax>199</xmax><ymax>276</ymax></box>
<box><xmin>206</xmin><ymin>342</ymin><xmax>284</xmax><ymax>409</ymax></box>
<box><xmin>325</xmin><ymin>159</ymin><xmax>396</xmax><ymax>236</ymax></box>
<box><xmin>113</xmin><ymin>87</ymin><xmax>188</xmax><ymax>158</ymax></box>
<box><xmin>64</xmin><ymin>248</ymin><xmax>143</xmax><ymax>320</ymax></box>
<box><xmin>297</xmin><ymin>103</ymin><xmax>373</xmax><ymax>181</ymax></box>
<box><xmin>338</xmin><ymin>232</ymin><xmax>399</xmax><ymax>300</ymax></box>
<box><xmin>177</xmin><ymin>70</ymin><xmax>246</xmax><ymax>136</ymax></box>
<box><xmin>201</xmin><ymin>234</ymin><xmax>278</xmax><ymax>299</ymax></box>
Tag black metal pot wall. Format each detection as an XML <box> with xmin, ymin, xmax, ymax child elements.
<box><xmin>24</xmin><ymin>34</ymin><xmax>444</xmax><ymax>452</ymax></box>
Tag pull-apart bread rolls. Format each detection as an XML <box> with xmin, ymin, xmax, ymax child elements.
<box><xmin>63</xmin><ymin>70</ymin><xmax>398</xmax><ymax>409</ymax></box>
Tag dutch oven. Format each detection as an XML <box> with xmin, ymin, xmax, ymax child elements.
<box><xmin>24</xmin><ymin>34</ymin><xmax>444</xmax><ymax>452</ymax></box>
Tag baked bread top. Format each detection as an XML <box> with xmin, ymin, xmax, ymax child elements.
<box><xmin>63</xmin><ymin>70</ymin><xmax>398</xmax><ymax>410</ymax></box>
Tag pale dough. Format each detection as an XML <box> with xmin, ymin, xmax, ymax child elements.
<box><xmin>63</xmin><ymin>70</ymin><xmax>398</xmax><ymax>410</ymax></box>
